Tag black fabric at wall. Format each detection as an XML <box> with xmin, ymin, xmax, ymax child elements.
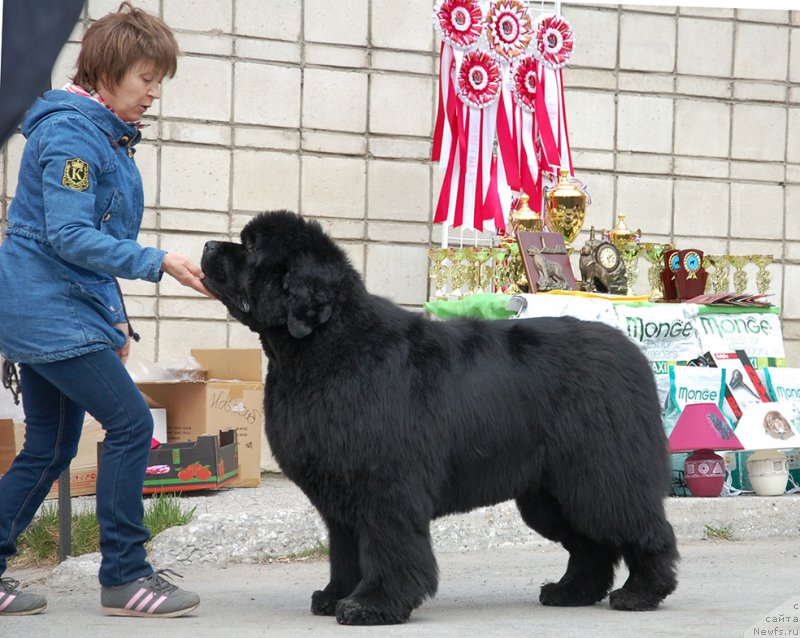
<box><xmin>0</xmin><ymin>0</ymin><xmax>85</xmax><ymax>148</ymax></box>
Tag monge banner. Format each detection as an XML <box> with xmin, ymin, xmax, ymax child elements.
<box><xmin>615</xmin><ymin>303</ymin><xmax>704</xmax><ymax>404</ymax></box>
<box><xmin>690</xmin><ymin>306</ymin><xmax>785</xmax><ymax>360</ymax></box>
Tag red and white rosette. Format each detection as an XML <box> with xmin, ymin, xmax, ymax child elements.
<box><xmin>436</xmin><ymin>50</ymin><xmax>502</xmax><ymax>232</ymax></box>
<box><xmin>456</xmin><ymin>50</ymin><xmax>501</xmax><ymax>109</ymax></box>
<box><xmin>484</xmin><ymin>0</ymin><xmax>533</xmax><ymax>62</ymax></box>
<box><xmin>510</xmin><ymin>55</ymin><xmax>541</xmax><ymax>207</ymax></box>
<box><xmin>433</xmin><ymin>0</ymin><xmax>483</xmax><ymax>51</ymax></box>
<box><xmin>431</xmin><ymin>0</ymin><xmax>482</xmax><ymax>167</ymax></box>
<box><xmin>527</xmin><ymin>15</ymin><xmax>574</xmax><ymax>182</ymax></box>
<box><xmin>531</xmin><ymin>13</ymin><xmax>574</xmax><ymax>70</ymax></box>
<box><xmin>511</xmin><ymin>54</ymin><xmax>538</xmax><ymax>113</ymax></box>
<box><xmin>485</xmin><ymin>0</ymin><xmax>531</xmax><ymax>214</ymax></box>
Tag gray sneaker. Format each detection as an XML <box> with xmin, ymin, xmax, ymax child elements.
<box><xmin>0</xmin><ymin>577</ymin><xmax>47</xmax><ymax>616</ymax></box>
<box><xmin>101</xmin><ymin>569</ymin><xmax>199</xmax><ymax>618</ymax></box>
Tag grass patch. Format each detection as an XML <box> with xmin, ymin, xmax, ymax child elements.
<box><xmin>703</xmin><ymin>523</ymin><xmax>736</xmax><ymax>541</ymax></box>
<box><xmin>10</xmin><ymin>494</ymin><xmax>195</xmax><ymax>568</ymax></box>
<box><xmin>144</xmin><ymin>493</ymin><xmax>196</xmax><ymax>537</ymax></box>
<box><xmin>278</xmin><ymin>542</ymin><xmax>330</xmax><ymax>562</ymax></box>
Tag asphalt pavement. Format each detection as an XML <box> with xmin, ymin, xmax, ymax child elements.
<box><xmin>3</xmin><ymin>474</ymin><xmax>800</xmax><ymax>637</ymax></box>
<box><xmin>5</xmin><ymin>537</ymin><xmax>799</xmax><ymax>638</ymax></box>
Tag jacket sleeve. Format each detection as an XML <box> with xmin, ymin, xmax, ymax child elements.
<box><xmin>38</xmin><ymin>114</ymin><xmax>166</xmax><ymax>282</ymax></box>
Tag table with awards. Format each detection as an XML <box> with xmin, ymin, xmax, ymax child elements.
<box><xmin>425</xmin><ymin>291</ymin><xmax>785</xmax><ymax>408</ymax></box>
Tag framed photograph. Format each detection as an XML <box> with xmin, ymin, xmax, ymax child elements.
<box><xmin>516</xmin><ymin>231</ymin><xmax>577</xmax><ymax>293</ymax></box>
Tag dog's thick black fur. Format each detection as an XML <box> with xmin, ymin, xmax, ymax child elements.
<box><xmin>201</xmin><ymin>211</ymin><xmax>679</xmax><ymax>625</ymax></box>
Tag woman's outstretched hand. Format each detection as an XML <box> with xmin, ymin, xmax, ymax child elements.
<box><xmin>161</xmin><ymin>252</ymin><xmax>214</xmax><ymax>298</ymax></box>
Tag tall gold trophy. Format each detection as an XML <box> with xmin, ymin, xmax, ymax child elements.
<box><xmin>544</xmin><ymin>169</ymin><xmax>588</xmax><ymax>254</ymax></box>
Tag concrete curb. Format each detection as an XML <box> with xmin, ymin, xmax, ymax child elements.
<box><xmin>149</xmin><ymin>475</ymin><xmax>800</xmax><ymax>563</ymax></box>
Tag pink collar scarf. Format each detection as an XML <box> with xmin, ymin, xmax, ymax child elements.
<box><xmin>62</xmin><ymin>82</ymin><xmax>146</xmax><ymax>129</ymax></box>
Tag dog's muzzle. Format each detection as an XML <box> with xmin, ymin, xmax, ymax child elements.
<box><xmin>202</xmin><ymin>240</ymin><xmax>224</xmax><ymax>261</ymax></box>
<box><xmin>201</xmin><ymin>240</ymin><xmax>255</xmax><ymax>319</ymax></box>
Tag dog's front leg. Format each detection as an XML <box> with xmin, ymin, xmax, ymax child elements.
<box><xmin>335</xmin><ymin>523</ymin><xmax>438</xmax><ymax>625</ymax></box>
<box><xmin>311</xmin><ymin>518</ymin><xmax>361</xmax><ymax>616</ymax></box>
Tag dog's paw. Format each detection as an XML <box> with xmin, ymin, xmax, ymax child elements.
<box><xmin>608</xmin><ymin>588</ymin><xmax>663</xmax><ymax>611</ymax></box>
<box><xmin>539</xmin><ymin>581</ymin><xmax>608</xmax><ymax>607</ymax></box>
<box><xmin>335</xmin><ymin>597</ymin><xmax>409</xmax><ymax>626</ymax></box>
<box><xmin>311</xmin><ymin>590</ymin><xmax>338</xmax><ymax>616</ymax></box>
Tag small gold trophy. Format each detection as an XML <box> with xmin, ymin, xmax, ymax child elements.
<box><xmin>509</xmin><ymin>192</ymin><xmax>542</xmax><ymax>233</ymax></box>
<box><xmin>604</xmin><ymin>214</ymin><xmax>641</xmax><ymax>250</ymax></box>
<box><xmin>544</xmin><ymin>169</ymin><xmax>588</xmax><ymax>254</ymax></box>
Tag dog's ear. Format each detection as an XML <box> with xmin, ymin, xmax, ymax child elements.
<box><xmin>283</xmin><ymin>253</ymin><xmax>336</xmax><ymax>339</ymax></box>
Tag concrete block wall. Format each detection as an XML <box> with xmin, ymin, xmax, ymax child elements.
<box><xmin>1</xmin><ymin>2</ymin><xmax>799</xmax><ymax>365</ymax></box>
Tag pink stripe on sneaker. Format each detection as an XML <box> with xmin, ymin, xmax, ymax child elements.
<box><xmin>124</xmin><ymin>587</ymin><xmax>147</xmax><ymax>610</ymax></box>
<box><xmin>0</xmin><ymin>594</ymin><xmax>17</xmax><ymax>611</ymax></box>
<box><xmin>135</xmin><ymin>592</ymin><xmax>155</xmax><ymax>612</ymax></box>
<box><xmin>147</xmin><ymin>595</ymin><xmax>168</xmax><ymax>613</ymax></box>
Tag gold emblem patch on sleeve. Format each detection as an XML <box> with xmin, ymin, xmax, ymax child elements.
<box><xmin>62</xmin><ymin>158</ymin><xmax>90</xmax><ymax>191</ymax></box>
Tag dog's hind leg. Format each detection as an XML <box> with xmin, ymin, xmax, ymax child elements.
<box><xmin>311</xmin><ymin>519</ymin><xmax>361</xmax><ymax>616</ymax></box>
<box><xmin>609</xmin><ymin>518</ymin><xmax>679</xmax><ymax>611</ymax></box>
<box><xmin>335</xmin><ymin>522</ymin><xmax>438</xmax><ymax>626</ymax></box>
<box><xmin>516</xmin><ymin>488</ymin><xmax>620</xmax><ymax>606</ymax></box>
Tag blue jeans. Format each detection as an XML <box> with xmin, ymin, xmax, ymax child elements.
<box><xmin>0</xmin><ymin>349</ymin><xmax>154</xmax><ymax>586</ymax></box>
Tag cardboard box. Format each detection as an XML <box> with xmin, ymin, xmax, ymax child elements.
<box><xmin>142</xmin><ymin>393</ymin><xmax>168</xmax><ymax>444</ymax></box>
<box><xmin>0</xmin><ymin>417</ymin><xmax>105</xmax><ymax>499</ymax></box>
<box><xmin>46</xmin><ymin>467</ymin><xmax>100</xmax><ymax>500</ymax></box>
<box><xmin>98</xmin><ymin>429</ymin><xmax>239</xmax><ymax>494</ymax></box>
<box><xmin>0</xmin><ymin>418</ymin><xmax>17</xmax><ymax>475</ymax></box>
<box><xmin>136</xmin><ymin>349</ymin><xmax>264</xmax><ymax>487</ymax></box>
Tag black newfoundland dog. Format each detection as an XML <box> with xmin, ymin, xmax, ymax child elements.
<box><xmin>201</xmin><ymin>210</ymin><xmax>678</xmax><ymax>625</ymax></box>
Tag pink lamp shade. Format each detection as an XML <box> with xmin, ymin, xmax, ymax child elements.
<box><xmin>668</xmin><ymin>403</ymin><xmax>744</xmax><ymax>498</ymax></box>
<box><xmin>668</xmin><ymin>403</ymin><xmax>744</xmax><ymax>454</ymax></box>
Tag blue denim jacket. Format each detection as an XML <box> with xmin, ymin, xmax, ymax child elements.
<box><xmin>0</xmin><ymin>90</ymin><xmax>166</xmax><ymax>363</ymax></box>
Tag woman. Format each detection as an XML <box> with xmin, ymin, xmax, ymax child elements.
<box><xmin>0</xmin><ymin>3</ymin><xmax>206</xmax><ymax>618</ymax></box>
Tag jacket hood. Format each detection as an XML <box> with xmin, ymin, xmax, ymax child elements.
<box><xmin>22</xmin><ymin>90</ymin><xmax>137</xmax><ymax>142</ymax></box>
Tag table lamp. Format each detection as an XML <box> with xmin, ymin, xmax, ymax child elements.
<box><xmin>668</xmin><ymin>402</ymin><xmax>744</xmax><ymax>497</ymax></box>
<box><xmin>733</xmin><ymin>402</ymin><xmax>800</xmax><ymax>496</ymax></box>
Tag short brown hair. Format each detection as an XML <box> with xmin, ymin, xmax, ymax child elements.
<box><xmin>73</xmin><ymin>2</ymin><xmax>178</xmax><ymax>91</ymax></box>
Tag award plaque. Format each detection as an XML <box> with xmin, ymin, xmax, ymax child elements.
<box><xmin>674</xmin><ymin>249</ymin><xmax>708</xmax><ymax>300</ymax></box>
<box><xmin>661</xmin><ymin>249</ymin><xmax>680</xmax><ymax>301</ymax></box>
<box><xmin>516</xmin><ymin>231</ymin><xmax>577</xmax><ymax>293</ymax></box>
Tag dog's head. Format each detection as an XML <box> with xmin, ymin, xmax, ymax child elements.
<box><xmin>201</xmin><ymin>210</ymin><xmax>352</xmax><ymax>338</ymax></box>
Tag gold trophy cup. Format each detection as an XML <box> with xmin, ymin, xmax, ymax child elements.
<box><xmin>544</xmin><ymin>169</ymin><xmax>588</xmax><ymax>254</ymax></box>
<box><xmin>604</xmin><ymin>214</ymin><xmax>641</xmax><ymax>251</ymax></box>
<box><xmin>509</xmin><ymin>192</ymin><xmax>543</xmax><ymax>233</ymax></box>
